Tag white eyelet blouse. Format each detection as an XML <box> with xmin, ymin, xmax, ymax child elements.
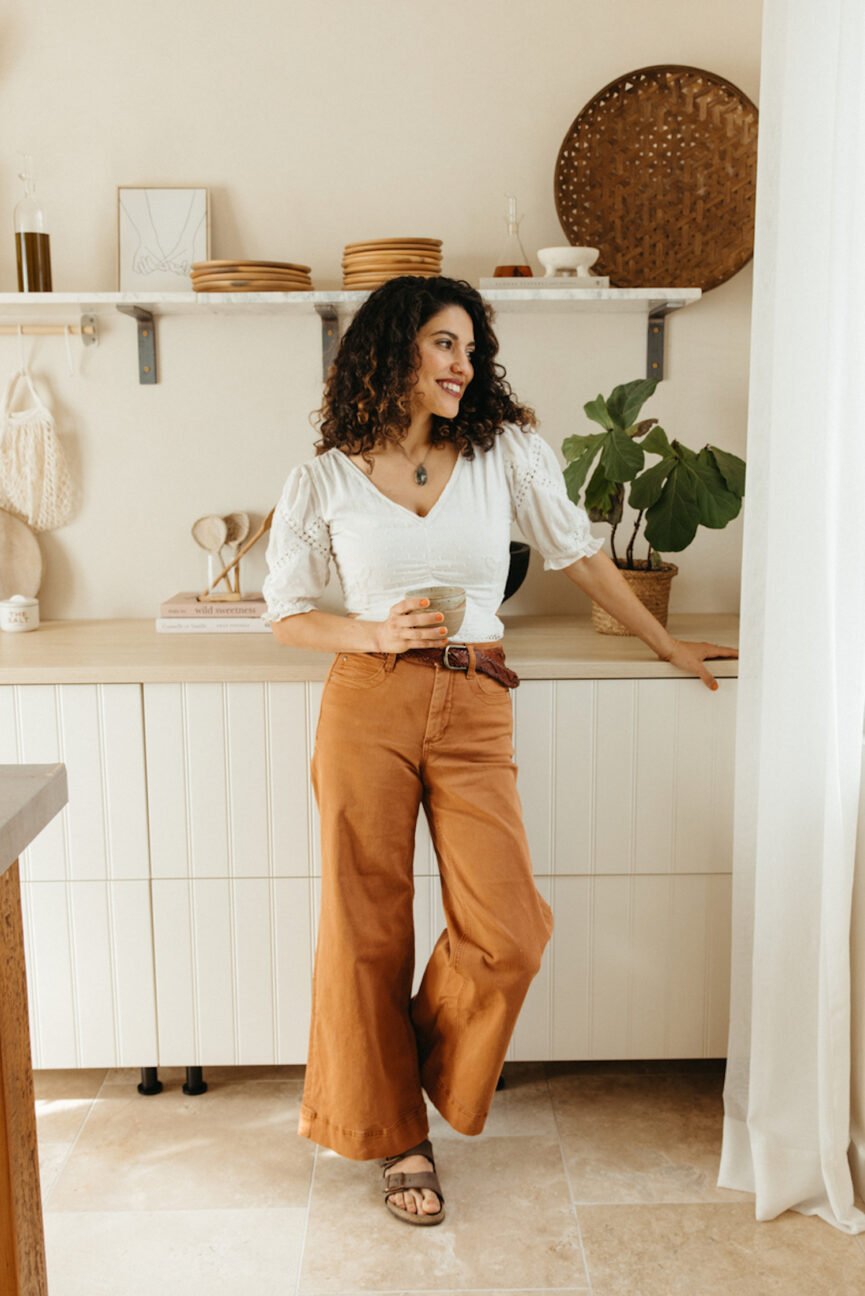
<box><xmin>262</xmin><ymin>423</ymin><xmax>604</xmax><ymax>642</ymax></box>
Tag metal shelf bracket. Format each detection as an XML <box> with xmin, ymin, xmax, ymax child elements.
<box><xmin>116</xmin><ymin>305</ymin><xmax>158</xmax><ymax>384</ymax></box>
<box><xmin>315</xmin><ymin>303</ymin><xmax>340</xmax><ymax>379</ymax></box>
<box><xmin>646</xmin><ymin>303</ymin><xmax>684</xmax><ymax>381</ymax></box>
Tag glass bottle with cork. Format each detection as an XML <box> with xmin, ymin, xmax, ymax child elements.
<box><xmin>15</xmin><ymin>154</ymin><xmax>53</xmax><ymax>291</ymax></box>
<box><xmin>493</xmin><ymin>193</ymin><xmax>532</xmax><ymax>278</ymax></box>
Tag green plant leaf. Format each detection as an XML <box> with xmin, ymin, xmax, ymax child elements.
<box><xmin>672</xmin><ymin>441</ymin><xmax>698</xmax><ymax>464</ymax></box>
<box><xmin>628</xmin><ymin>457</ymin><xmax>675</xmax><ymax>510</ymax></box>
<box><xmin>641</xmin><ymin>424</ymin><xmax>674</xmax><ymax>458</ymax></box>
<box><xmin>562</xmin><ymin>433</ymin><xmax>606</xmax><ymax>499</ymax></box>
<box><xmin>562</xmin><ymin>431</ymin><xmax>605</xmax><ymax>463</ymax></box>
<box><xmin>643</xmin><ymin>463</ymin><xmax>701</xmax><ymax>551</ymax></box>
<box><xmin>691</xmin><ymin>448</ymin><xmax>742</xmax><ymax>527</ymax></box>
<box><xmin>584</xmin><ymin>460</ymin><xmax>623</xmax><ymax>522</ymax></box>
<box><xmin>611</xmin><ymin>378</ymin><xmax>659</xmax><ymax>431</ymax></box>
<box><xmin>600</xmin><ymin>425</ymin><xmax>644</xmax><ymax>481</ymax></box>
<box><xmin>707</xmin><ymin>445</ymin><xmax>746</xmax><ymax>498</ymax></box>
<box><xmin>583</xmin><ymin>395</ymin><xmax>613</xmax><ymax>431</ymax></box>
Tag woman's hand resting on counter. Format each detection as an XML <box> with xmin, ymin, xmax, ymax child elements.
<box><xmin>564</xmin><ymin>550</ymin><xmax>738</xmax><ymax>693</ymax></box>
<box><xmin>656</xmin><ymin>639</ymin><xmax>739</xmax><ymax>692</ymax></box>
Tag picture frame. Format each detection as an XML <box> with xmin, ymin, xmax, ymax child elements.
<box><xmin>116</xmin><ymin>185</ymin><xmax>210</xmax><ymax>291</ymax></box>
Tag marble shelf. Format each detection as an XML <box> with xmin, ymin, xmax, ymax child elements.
<box><xmin>0</xmin><ymin>286</ymin><xmax>702</xmax><ymax>383</ymax></box>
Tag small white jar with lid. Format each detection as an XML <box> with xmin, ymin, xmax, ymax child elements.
<box><xmin>0</xmin><ymin>594</ymin><xmax>40</xmax><ymax>632</ymax></box>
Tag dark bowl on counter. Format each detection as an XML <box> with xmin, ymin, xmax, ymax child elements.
<box><xmin>503</xmin><ymin>542</ymin><xmax>531</xmax><ymax>601</ymax></box>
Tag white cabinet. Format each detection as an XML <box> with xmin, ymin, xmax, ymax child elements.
<box><xmin>2</xmin><ymin>671</ymin><xmax>736</xmax><ymax>1067</ymax></box>
<box><xmin>0</xmin><ymin>684</ymin><xmax>158</xmax><ymax>1068</ymax></box>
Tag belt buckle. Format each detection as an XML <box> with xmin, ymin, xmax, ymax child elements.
<box><xmin>442</xmin><ymin>643</ymin><xmax>467</xmax><ymax>671</ymax></box>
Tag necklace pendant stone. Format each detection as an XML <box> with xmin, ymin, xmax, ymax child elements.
<box><xmin>415</xmin><ymin>464</ymin><xmax>428</xmax><ymax>486</ymax></box>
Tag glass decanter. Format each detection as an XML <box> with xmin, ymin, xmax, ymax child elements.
<box><xmin>493</xmin><ymin>194</ymin><xmax>532</xmax><ymax>278</ymax></box>
<box><xmin>14</xmin><ymin>154</ymin><xmax>53</xmax><ymax>291</ymax></box>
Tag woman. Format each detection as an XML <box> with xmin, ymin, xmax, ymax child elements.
<box><xmin>262</xmin><ymin>275</ymin><xmax>738</xmax><ymax>1226</ymax></box>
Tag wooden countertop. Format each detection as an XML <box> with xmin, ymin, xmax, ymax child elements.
<box><xmin>0</xmin><ymin>764</ymin><xmax>68</xmax><ymax>875</ymax></box>
<box><xmin>0</xmin><ymin>615</ymin><xmax>739</xmax><ymax>684</ymax></box>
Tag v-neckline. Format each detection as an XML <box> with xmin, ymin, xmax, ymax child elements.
<box><xmin>333</xmin><ymin>445</ymin><xmax>464</xmax><ymax>521</ymax></box>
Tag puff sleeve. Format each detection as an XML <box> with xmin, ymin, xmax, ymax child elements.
<box><xmin>504</xmin><ymin>427</ymin><xmax>605</xmax><ymax>571</ymax></box>
<box><xmin>261</xmin><ymin>462</ymin><xmax>332</xmax><ymax>623</ymax></box>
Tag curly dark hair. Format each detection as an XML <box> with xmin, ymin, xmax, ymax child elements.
<box><xmin>311</xmin><ymin>276</ymin><xmax>536</xmax><ymax>466</ymax></box>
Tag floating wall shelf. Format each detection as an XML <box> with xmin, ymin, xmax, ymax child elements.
<box><xmin>0</xmin><ymin>288</ymin><xmax>702</xmax><ymax>385</ymax></box>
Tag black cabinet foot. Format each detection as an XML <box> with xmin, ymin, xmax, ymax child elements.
<box><xmin>137</xmin><ymin>1067</ymin><xmax>163</xmax><ymax>1095</ymax></box>
<box><xmin>183</xmin><ymin>1066</ymin><xmax>208</xmax><ymax>1095</ymax></box>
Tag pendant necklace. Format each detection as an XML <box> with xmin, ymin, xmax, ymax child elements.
<box><xmin>396</xmin><ymin>437</ymin><xmax>432</xmax><ymax>486</ymax></box>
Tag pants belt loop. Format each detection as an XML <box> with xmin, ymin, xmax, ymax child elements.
<box><xmin>466</xmin><ymin>643</ymin><xmax>477</xmax><ymax>678</ymax></box>
<box><xmin>384</xmin><ymin>652</ymin><xmax>398</xmax><ymax>673</ymax></box>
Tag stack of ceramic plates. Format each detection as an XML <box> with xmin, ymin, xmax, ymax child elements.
<box><xmin>191</xmin><ymin>260</ymin><xmax>313</xmax><ymax>292</ymax></box>
<box><xmin>342</xmin><ymin>239</ymin><xmax>442</xmax><ymax>290</ymax></box>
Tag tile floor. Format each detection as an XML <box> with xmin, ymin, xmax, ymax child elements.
<box><xmin>33</xmin><ymin>1059</ymin><xmax>865</xmax><ymax>1295</ymax></box>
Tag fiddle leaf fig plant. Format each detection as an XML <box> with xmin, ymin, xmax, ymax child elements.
<box><xmin>562</xmin><ymin>378</ymin><xmax>746</xmax><ymax>569</ymax></box>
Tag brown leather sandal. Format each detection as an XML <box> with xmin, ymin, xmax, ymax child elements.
<box><xmin>380</xmin><ymin>1137</ymin><xmax>446</xmax><ymax>1225</ymax></box>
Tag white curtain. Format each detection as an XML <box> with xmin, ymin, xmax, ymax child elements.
<box><xmin>718</xmin><ymin>0</ymin><xmax>865</xmax><ymax>1232</ymax></box>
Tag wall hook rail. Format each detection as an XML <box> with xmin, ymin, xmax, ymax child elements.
<box><xmin>0</xmin><ymin>315</ymin><xmax>98</xmax><ymax>345</ymax></box>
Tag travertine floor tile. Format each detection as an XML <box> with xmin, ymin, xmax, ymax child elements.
<box><xmin>35</xmin><ymin>1091</ymin><xmax>97</xmax><ymax>1144</ymax></box>
<box><xmin>44</xmin><ymin>1207</ymin><xmax>307</xmax><ymax>1296</ymax></box>
<box><xmin>33</xmin><ymin>1068</ymin><xmax>107</xmax><ymax>1100</ymax></box>
<box><xmin>298</xmin><ymin>1136</ymin><xmax>588</xmax><ymax>1293</ymax></box>
<box><xmin>427</xmin><ymin>1061</ymin><xmax>557</xmax><ymax>1139</ymax></box>
<box><xmin>579</xmin><ymin>1202</ymin><xmax>865</xmax><ymax>1295</ymax></box>
<box><xmin>38</xmin><ymin>1141</ymin><xmax>72</xmax><ymax>1199</ymax></box>
<box><xmin>45</xmin><ymin>1074</ymin><xmax>313</xmax><ymax>1212</ymax></box>
<box><xmin>549</xmin><ymin>1063</ymin><xmax>751</xmax><ymax>1203</ymax></box>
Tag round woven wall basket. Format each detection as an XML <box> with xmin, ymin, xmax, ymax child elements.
<box><xmin>591</xmin><ymin>560</ymin><xmax>679</xmax><ymax>636</ymax></box>
<box><xmin>554</xmin><ymin>65</ymin><xmax>759</xmax><ymax>292</ymax></box>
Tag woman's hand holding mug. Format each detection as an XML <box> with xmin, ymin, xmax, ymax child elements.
<box><xmin>374</xmin><ymin>598</ymin><xmax>450</xmax><ymax>653</ymax></box>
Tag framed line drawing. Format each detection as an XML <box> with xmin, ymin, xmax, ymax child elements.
<box><xmin>117</xmin><ymin>186</ymin><xmax>210</xmax><ymax>291</ymax></box>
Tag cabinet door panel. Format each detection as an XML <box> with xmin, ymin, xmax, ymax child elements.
<box><xmin>152</xmin><ymin>878</ymin><xmax>313</xmax><ymax>1064</ymax></box>
<box><xmin>145</xmin><ymin>682</ymin><xmax>314</xmax><ymax>879</ymax></box>
<box><xmin>544</xmin><ymin>873</ymin><xmax>732</xmax><ymax>1060</ymax></box>
<box><xmin>1</xmin><ymin>684</ymin><xmax>148</xmax><ymax>881</ymax></box>
<box><xmin>21</xmin><ymin>880</ymin><xmax>157</xmax><ymax>1068</ymax></box>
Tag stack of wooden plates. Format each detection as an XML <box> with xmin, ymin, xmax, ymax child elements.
<box><xmin>191</xmin><ymin>260</ymin><xmax>313</xmax><ymax>292</ymax></box>
<box><xmin>342</xmin><ymin>239</ymin><xmax>442</xmax><ymax>290</ymax></box>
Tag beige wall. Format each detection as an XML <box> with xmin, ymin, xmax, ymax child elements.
<box><xmin>0</xmin><ymin>0</ymin><xmax>761</xmax><ymax>621</ymax></box>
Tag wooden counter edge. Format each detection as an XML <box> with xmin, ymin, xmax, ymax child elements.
<box><xmin>0</xmin><ymin>616</ymin><xmax>741</xmax><ymax>683</ymax></box>
<box><xmin>0</xmin><ymin>764</ymin><xmax>68</xmax><ymax>1296</ymax></box>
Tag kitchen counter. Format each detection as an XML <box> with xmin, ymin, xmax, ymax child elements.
<box><xmin>0</xmin><ymin>763</ymin><xmax>68</xmax><ymax>876</ymax></box>
<box><xmin>0</xmin><ymin>614</ymin><xmax>739</xmax><ymax>684</ymax></box>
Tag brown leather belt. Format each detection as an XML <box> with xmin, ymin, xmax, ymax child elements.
<box><xmin>369</xmin><ymin>643</ymin><xmax>520</xmax><ymax>690</ymax></box>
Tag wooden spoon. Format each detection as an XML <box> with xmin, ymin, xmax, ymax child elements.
<box><xmin>191</xmin><ymin>514</ymin><xmax>230</xmax><ymax>593</ymax></box>
<box><xmin>222</xmin><ymin>512</ymin><xmax>250</xmax><ymax>594</ymax></box>
<box><xmin>198</xmin><ymin>508</ymin><xmax>275</xmax><ymax>599</ymax></box>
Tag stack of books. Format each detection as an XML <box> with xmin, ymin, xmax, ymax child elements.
<box><xmin>156</xmin><ymin>593</ymin><xmax>269</xmax><ymax>633</ymax></box>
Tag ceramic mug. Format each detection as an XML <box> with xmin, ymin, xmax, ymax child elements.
<box><xmin>0</xmin><ymin>594</ymin><xmax>40</xmax><ymax>632</ymax></box>
<box><xmin>405</xmin><ymin>585</ymin><xmax>466</xmax><ymax>637</ymax></box>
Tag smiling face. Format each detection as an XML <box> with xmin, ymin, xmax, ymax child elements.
<box><xmin>408</xmin><ymin>305</ymin><xmax>475</xmax><ymax>421</ymax></box>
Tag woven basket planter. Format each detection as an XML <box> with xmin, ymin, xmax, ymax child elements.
<box><xmin>591</xmin><ymin>559</ymin><xmax>679</xmax><ymax>635</ymax></box>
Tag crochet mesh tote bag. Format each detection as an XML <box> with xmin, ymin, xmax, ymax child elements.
<box><xmin>0</xmin><ymin>367</ymin><xmax>76</xmax><ymax>530</ymax></box>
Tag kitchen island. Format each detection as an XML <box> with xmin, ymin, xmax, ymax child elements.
<box><xmin>0</xmin><ymin>764</ymin><xmax>68</xmax><ymax>1296</ymax></box>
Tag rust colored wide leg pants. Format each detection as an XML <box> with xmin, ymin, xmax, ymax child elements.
<box><xmin>298</xmin><ymin>642</ymin><xmax>554</xmax><ymax>1160</ymax></box>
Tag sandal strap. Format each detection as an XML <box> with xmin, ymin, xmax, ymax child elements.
<box><xmin>382</xmin><ymin>1170</ymin><xmax>444</xmax><ymax>1203</ymax></box>
<box><xmin>379</xmin><ymin>1137</ymin><xmax>435</xmax><ymax>1171</ymax></box>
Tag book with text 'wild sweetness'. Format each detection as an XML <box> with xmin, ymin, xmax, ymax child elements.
<box><xmin>155</xmin><ymin>618</ymin><xmax>270</xmax><ymax>633</ymax></box>
<box><xmin>159</xmin><ymin>592</ymin><xmax>266</xmax><ymax>617</ymax></box>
